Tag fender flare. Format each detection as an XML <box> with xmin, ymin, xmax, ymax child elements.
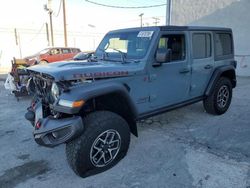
<box><xmin>54</xmin><ymin>82</ymin><xmax>139</xmax><ymax>136</ymax></box>
<box><xmin>205</xmin><ymin>65</ymin><xmax>236</xmax><ymax>96</ymax></box>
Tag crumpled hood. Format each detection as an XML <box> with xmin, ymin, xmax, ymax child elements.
<box><xmin>27</xmin><ymin>60</ymin><xmax>143</xmax><ymax>81</ymax></box>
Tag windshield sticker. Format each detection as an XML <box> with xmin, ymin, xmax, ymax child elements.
<box><xmin>137</xmin><ymin>31</ymin><xmax>154</xmax><ymax>38</ymax></box>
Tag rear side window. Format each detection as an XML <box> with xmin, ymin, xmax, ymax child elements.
<box><xmin>62</xmin><ymin>48</ymin><xmax>71</xmax><ymax>54</ymax></box>
<box><xmin>71</xmin><ymin>48</ymin><xmax>81</xmax><ymax>53</ymax></box>
<box><xmin>215</xmin><ymin>33</ymin><xmax>233</xmax><ymax>57</ymax></box>
<box><xmin>192</xmin><ymin>33</ymin><xmax>211</xmax><ymax>59</ymax></box>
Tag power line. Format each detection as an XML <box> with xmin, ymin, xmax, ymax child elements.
<box><xmin>85</xmin><ymin>0</ymin><xmax>166</xmax><ymax>9</ymax></box>
<box><xmin>53</xmin><ymin>0</ymin><xmax>63</xmax><ymax>17</ymax></box>
<box><xmin>29</xmin><ymin>24</ymin><xmax>45</xmax><ymax>42</ymax></box>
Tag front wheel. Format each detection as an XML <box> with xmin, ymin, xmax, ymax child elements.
<box><xmin>66</xmin><ymin>111</ymin><xmax>130</xmax><ymax>178</ymax></box>
<box><xmin>39</xmin><ymin>60</ymin><xmax>48</xmax><ymax>64</ymax></box>
<box><xmin>203</xmin><ymin>77</ymin><xmax>232</xmax><ymax>115</ymax></box>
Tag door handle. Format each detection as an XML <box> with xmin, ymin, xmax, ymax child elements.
<box><xmin>179</xmin><ymin>68</ymin><xmax>190</xmax><ymax>74</ymax></box>
<box><xmin>204</xmin><ymin>64</ymin><xmax>212</xmax><ymax>69</ymax></box>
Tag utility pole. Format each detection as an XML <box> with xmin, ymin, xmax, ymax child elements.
<box><xmin>152</xmin><ymin>17</ymin><xmax>160</xmax><ymax>26</ymax></box>
<box><xmin>14</xmin><ymin>28</ymin><xmax>18</xmax><ymax>45</ymax></box>
<box><xmin>62</xmin><ymin>0</ymin><xmax>68</xmax><ymax>47</ymax></box>
<box><xmin>139</xmin><ymin>13</ymin><xmax>144</xmax><ymax>27</ymax></box>
<box><xmin>14</xmin><ymin>28</ymin><xmax>22</xmax><ymax>58</ymax></box>
<box><xmin>49</xmin><ymin>10</ymin><xmax>54</xmax><ymax>46</ymax></box>
<box><xmin>45</xmin><ymin>22</ymin><xmax>50</xmax><ymax>46</ymax></box>
<box><xmin>166</xmin><ymin>0</ymin><xmax>172</xmax><ymax>25</ymax></box>
<box><xmin>44</xmin><ymin>0</ymin><xmax>54</xmax><ymax>46</ymax></box>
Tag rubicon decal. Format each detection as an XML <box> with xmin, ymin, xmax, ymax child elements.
<box><xmin>73</xmin><ymin>71</ymin><xmax>129</xmax><ymax>78</ymax></box>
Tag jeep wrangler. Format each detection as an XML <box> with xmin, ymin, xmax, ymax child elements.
<box><xmin>25</xmin><ymin>26</ymin><xmax>236</xmax><ymax>177</ymax></box>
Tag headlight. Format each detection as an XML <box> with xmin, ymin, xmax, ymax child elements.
<box><xmin>58</xmin><ymin>99</ymin><xmax>84</xmax><ymax>108</ymax></box>
<box><xmin>51</xmin><ymin>82</ymin><xmax>60</xmax><ymax>100</ymax></box>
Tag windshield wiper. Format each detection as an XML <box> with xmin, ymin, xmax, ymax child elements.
<box><xmin>110</xmin><ymin>48</ymin><xmax>127</xmax><ymax>63</ymax></box>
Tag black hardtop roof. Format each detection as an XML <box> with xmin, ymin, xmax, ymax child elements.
<box><xmin>159</xmin><ymin>25</ymin><xmax>232</xmax><ymax>32</ymax></box>
<box><xmin>110</xmin><ymin>25</ymin><xmax>232</xmax><ymax>33</ymax></box>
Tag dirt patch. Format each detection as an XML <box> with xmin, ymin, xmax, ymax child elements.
<box><xmin>0</xmin><ymin>160</ymin><xmax>51</xmax><ymax>188</ymax></box>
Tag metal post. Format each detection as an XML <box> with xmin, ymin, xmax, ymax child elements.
<box><xmin>62</xmin><ymin>0</ymin><xmax>68</xmax><ymax>47</ymax></box>
<box><xmin>18</xmin><ymin>33</ymin><xmax>22</xmax><ymax>58</ymax></box>
<box><xmin>49</xmin><ymin>11</ymin><xmax>54</xmax><ymax>46</ymax></box>
<box><xmin>45</xmin><ymin>22</ymin><xmax>50</xmax><ymax>46</ymax></box>
<box><xmin>14</xmin><ymin>28</ymin><xmax>22</xmax><ymax>58</ymax></box>
<box><xmin>166</xmin><ymin>0</ymin><xmax>172</xmax><ymax>25</ymax></box>
<box><xmin>139</xmin><ymin>13</ymin><xmax>144</xmax><ymax>27</ymax></box>
<box><xmin>14</xmin><ymin>28</ymin><xmax>18</xmax><ymax>45</ymax></box>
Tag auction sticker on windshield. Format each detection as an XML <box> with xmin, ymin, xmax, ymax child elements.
<box><xmin>137</xmin><ymin>31</ymin><xmax>154</xmax><ymax>38</ymax></box>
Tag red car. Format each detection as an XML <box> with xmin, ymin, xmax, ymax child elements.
<box><xmin>25</xmin><ymin>47</ymin><xmax>81</xmax><ymax>65</ymax></box>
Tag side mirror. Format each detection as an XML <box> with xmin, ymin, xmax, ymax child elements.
<box><xmin>156</xmin><ymin>48</ymin><xmax>172</xmax><ymax>63</ymax></box>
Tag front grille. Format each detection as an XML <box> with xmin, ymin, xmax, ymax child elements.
<box><xmin>33</xmin><ymin>77</ymin><xmax>50</xmax><ymax>96</ymax></box>
<box><xmin>30</xmin><ymin>73</ymin><xmax>54</xmax><ymax>104</ymax></box>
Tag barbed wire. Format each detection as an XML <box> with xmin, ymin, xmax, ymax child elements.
<box><xmin>85</xmin><ymin>0</ymin><xmax>166</xmax><ymax>8</ymax></box>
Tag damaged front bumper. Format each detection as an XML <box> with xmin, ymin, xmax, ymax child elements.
<box><xmin>25</xmin><ymin>103</ymin><xmax>84</xmax><ymax>147</ymax></box>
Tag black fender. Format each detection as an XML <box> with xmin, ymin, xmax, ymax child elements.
<box><xmin>205</xmin><ymin>64</ymin><xmax>236</xmax><ymax>96</ymax></box>
<box><xmin>54</xmin><ymin>81</ymin><xmax>138</xmax><ymax>136</ymax></box>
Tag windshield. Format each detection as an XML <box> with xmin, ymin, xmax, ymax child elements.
<box><xmin>39</xmin><ymin>48</ymin><xmax>49</xmax><ymax>55</ymax></box>
<box><xmin>96</xmin><ymin>30</ymin><xmax>154</xmax><ymax>60</ymax></box>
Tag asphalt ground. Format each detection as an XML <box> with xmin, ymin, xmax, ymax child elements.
<box><xmin>0</xmin><ymin>77</ymin><xmax>249</xmax><ymax>188</ymax></box>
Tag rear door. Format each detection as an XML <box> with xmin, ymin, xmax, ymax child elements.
<box><xmin>61</xmin><ymin>48</ymin><xmax>72</xmax><ymax>60</ymax></box>
<box><xmin>190</xmin><ymin>31</ymin><xmax>214</xmax><ymax>97</ymax></box>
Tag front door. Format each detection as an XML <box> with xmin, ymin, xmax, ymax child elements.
<box><xmin>190</xmin><ymin>32</ymin><xmax>214</xmax><ymax>97</ymax></box>
<box><xmin>149</xmin><ymin>32</ymin><xmax>191</xmax><ymax>108</ymax></box>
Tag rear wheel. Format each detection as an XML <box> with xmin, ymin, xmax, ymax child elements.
<box><xmin>203</xmin><ymin>77</ymin><xmax>232</xmax><ymax>115</ymax></box>
<box><xmin>66</xmin><ymin>111</ymin><xmax>130</xmax><ymax>178</ymax></box>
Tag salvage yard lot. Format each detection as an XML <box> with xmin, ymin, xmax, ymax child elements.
<box><xmin>0</xmin><ymin>77</ymin><xmax>250</xmax><ymax>188</ymax></box>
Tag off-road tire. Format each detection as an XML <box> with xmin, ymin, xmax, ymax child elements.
<box><xmin>203</xmin><ymin>77</ymin><xmax>232</xmax><ymax>115</ymax></box>
<box><xmin>66</xmin><ymin>111</ymin><xmax>130</xmax><ymax>178</ymax></box>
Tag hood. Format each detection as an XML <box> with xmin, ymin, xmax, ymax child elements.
<box><xmin>27</xmin><ymin>60</ymin><xmax>144</xmax><ymax>81</ymax></box>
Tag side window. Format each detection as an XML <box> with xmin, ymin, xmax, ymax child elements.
<box><xmin>192</xmin><ymin>33</ymin><xmax>211</xmax><ymax>59</ymax></box>
<box><xmin>158</xmin><ymin>34</ymin><xmax>185</xmax><ymax>62</ymax></box>
<box><xmin>215</xmin><ymin>33</ymin><xmax>233</xmax><ymax>57</ymax></box>
<box><xmin>72</xmin><ymin>48</ymin><xmax>80</xmax><ymax>53</ymax></box>
<box><xmin>50</xmin><ymin>48</ymin><xmax>61</xmax><ymax>55</ymax></box>
<box><xmin>62</xmin><ymin>48</ymin><xmax>71</xmax><ymax>54</ymax></box>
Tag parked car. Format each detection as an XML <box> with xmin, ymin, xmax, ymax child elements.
<box><xmin>73</xmin><ymin>51</ymin><xmax>94</xmax><ymax>61</ymax></box>
<box><xmin>24</xmin><ymin>47</ymin><xmax>81</xmax><ymax>65</ymax></box>
<box><xmin>25</xmin><ymin>26</ymin><xmax>236</xmax><ymax>178</ymax></box>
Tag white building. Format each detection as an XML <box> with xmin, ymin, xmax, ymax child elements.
<box><xmin>170</xmin><ymin>0</ymin><xmax>250</xmax><ymax>76</ymax></box>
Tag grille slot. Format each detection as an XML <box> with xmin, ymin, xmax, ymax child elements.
<box><xmin>32</xmin><ymin>75</ymin><xmax>53</xmax><ymax>104</ymax></box>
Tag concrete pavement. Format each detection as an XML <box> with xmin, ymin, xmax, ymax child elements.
<box><xmin>0</xmin><ymin>77</ymin><xmax>249</xmax><ymax>188</ymax></box>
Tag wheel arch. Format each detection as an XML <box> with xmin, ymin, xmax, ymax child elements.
<box><xmin>88</xmin><ymin>91</ymin><xmax>138</xmax><ymax>137</ymax></box>
<box><xmin>205</xmin><ymin>65</ymin><xmax>236</xmax><ymax>96</ymax></box>
<box><xmin>61</xmin><ymin>82</ymin><xmax>139</xmax><ymax>137</ymax></box>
